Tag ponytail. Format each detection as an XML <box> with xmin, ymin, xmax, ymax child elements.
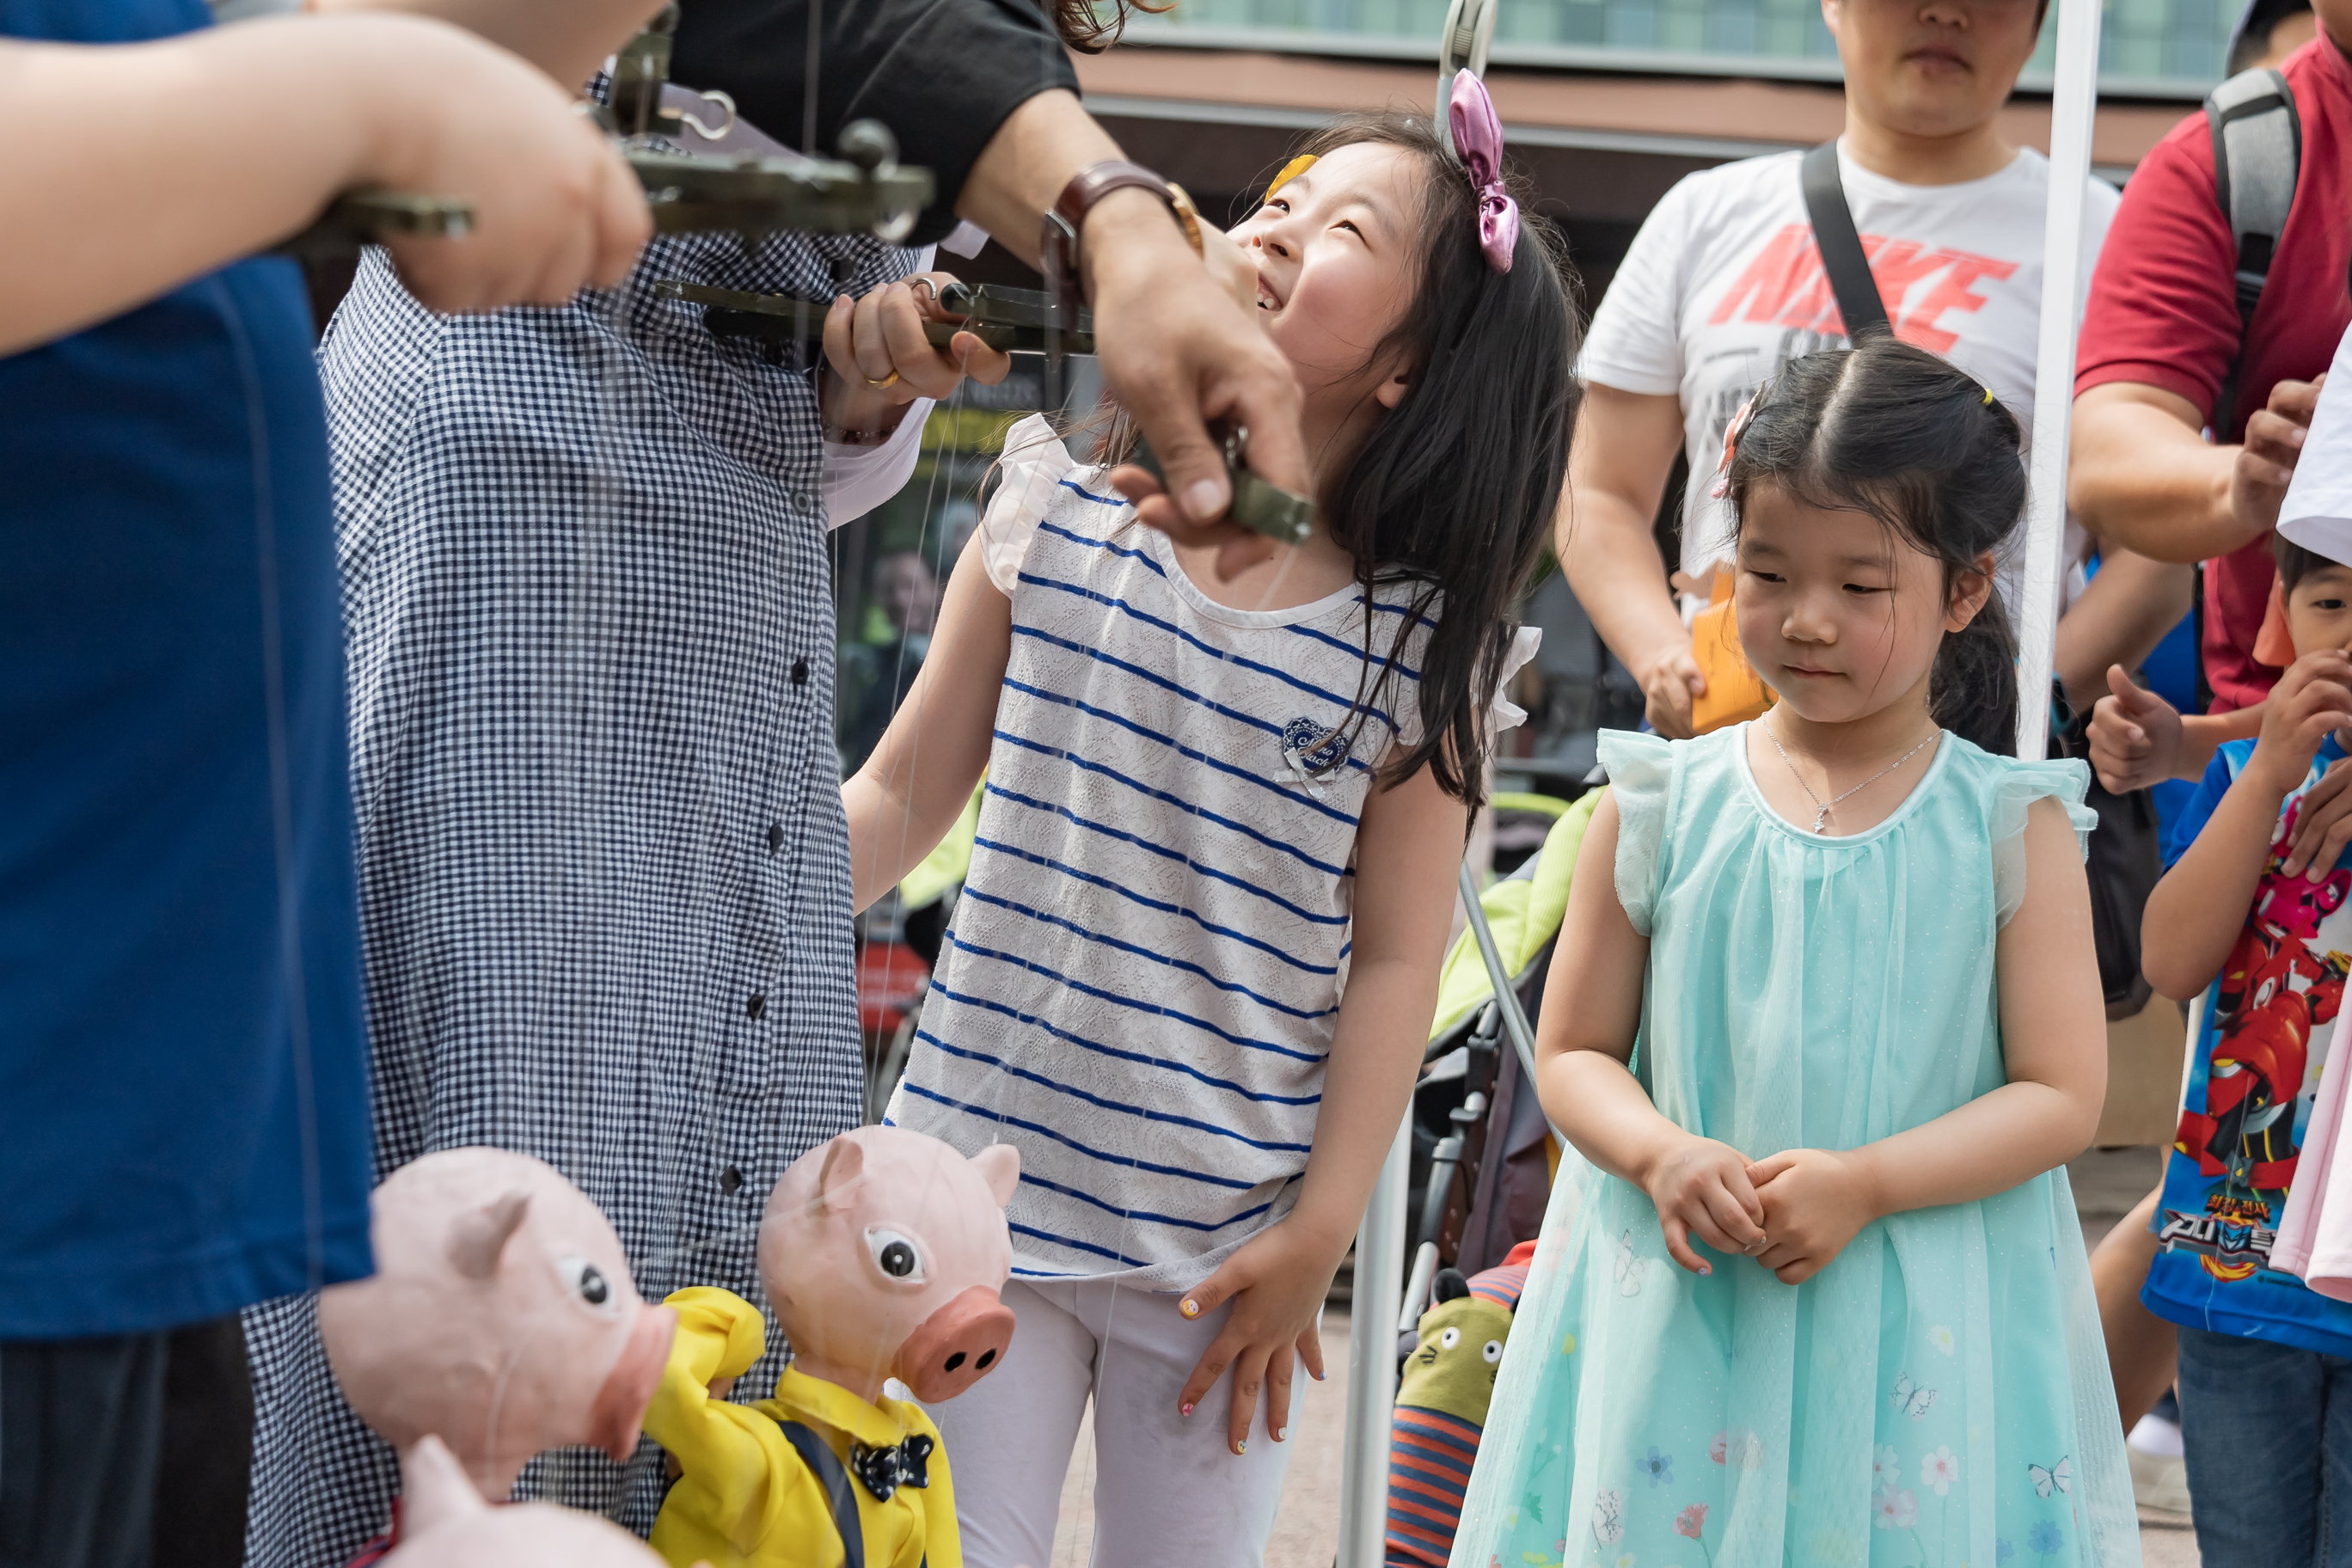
<box><xmin>1931</xmin><ymin>586</ymin><xmax>2019</xmax><ymax>756</ymax></box>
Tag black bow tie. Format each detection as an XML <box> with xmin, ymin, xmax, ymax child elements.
<box><xmin>848</xmin><ymin>1432</ymin><xmax>934</xmax><ymax>1500</ymax></box>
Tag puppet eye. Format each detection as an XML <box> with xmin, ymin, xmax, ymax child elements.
<box><xmin>559</xmin><ymin>1256</ymin><xmax>616</xmax><ymax>1311</ymax></box>
<box><xmin>866</xmin><ymin>1228</ymin><xmax>925</xmax><ymax>1283</ymax></box>
<box><xmin>1483</xmin><ymin>1339</ymin><xmax>1504</xmax><ymax>1363</ymax></box>
<box><xmin>1439</xmin><ymin>1326</ymin><xmax>1461</xmax><ymax>1350</ymax></box>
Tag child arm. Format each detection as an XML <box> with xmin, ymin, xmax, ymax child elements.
<box><xmin>2144</xmin><ymin>650</ymin><xmax>2352</xmax><ymax>998</ymax></box>
<box><xmin>1172</xmin><ymin>761</ymin><xmax>1466</xmax><ymax>1459</ymax></box>
<box><xmin>1534</xmin><ymin>792</ymin><xmax>1767</xmax><ymax>1275</ymax></box>
<box><xmin>840</xmin><ymin>530</ymin><xmax>1013</xmax><ymax>912</ymax></box>
<box><xmin>1745</xmin><ymin>796</ymin><xmax>2107</xmax><ymax>1283</ymax></box>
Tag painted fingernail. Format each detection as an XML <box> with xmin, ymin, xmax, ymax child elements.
<box><xmin>1182</xmin><ymin>480</ymin><xmax>1225</xmax><ymax>521</ymax></box>
<box><xmin>1180</xmin><ymin>1402</ymin><xmax>1195</xmax><ymax>1417</ymax></box>
<box><xmin>1234</xmin><ymin>1439</ymin><xmax>1248</xmax><ymax>1456</ymax></box>
<box><xmin>1179</xmin><ymin>1297</ymin><xmax>1201</xmax><ymax>1318</ymax></box>
<box><xmin>1698</xmin><ymin>1264</ymin><xmax>1711</xmax><ymax>1276</ymax></box>
<box><xmin>1311</xmin><ymin>1367</ymin><xmax>1326</xmax><ymax>1381</ymax></box>
<box><xmin>1273</xmin><ymin>1426</ymin><xmax>1288</xmax><ymax>1442</ymax></box>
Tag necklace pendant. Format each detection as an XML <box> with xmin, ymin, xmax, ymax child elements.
<box><xmin>1812</xmin><ymin>810</ymin><xmax>1829</xmax><ymax>834</ymax></box>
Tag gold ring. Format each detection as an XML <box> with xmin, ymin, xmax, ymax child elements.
<box><xmin>866</xmin><ymin>369</ymin><xmax>902</xmax><ymax>390</ymax></box>
<box><xmin>1167</xmin><ymin>182</ymin><xmax>1205</xmax><ymax>258</ymax></box>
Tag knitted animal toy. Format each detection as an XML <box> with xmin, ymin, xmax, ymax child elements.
<box><xmin>1384</xmin><ymin>1241</ymin><xmax>1535</xmax><ymax>1566</ymax></box>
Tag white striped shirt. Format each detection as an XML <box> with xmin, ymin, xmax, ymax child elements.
<box><xmin>888</xmin><ymin>417</ymin><xmax>1527</xmax><ymax>1288</ymax></box>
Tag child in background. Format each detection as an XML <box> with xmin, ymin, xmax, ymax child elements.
<box><xmin>1458</xmin><ymin>337</ymin><xmax>2137</xmax><ymax>1567</ymax></box>
<box><xmin>842</xmin><ymin>85</ymin><xmax>1577</xmax><ymax>1567</ymax></box>
<box><xmin>2135</xmin><ymin>533</ymin><xmax>2352</xmax><ymax>1568</ymax></box>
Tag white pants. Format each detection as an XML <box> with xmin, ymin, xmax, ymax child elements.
<box><xmin>930</xmin><ymin>1277</ymin><xmax>1297</xmax><ymax>1567</ymax></box>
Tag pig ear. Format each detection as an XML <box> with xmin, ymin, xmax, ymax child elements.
<box><xmin>969</xmin><ymin>1143</ymin><xmax>1020</xmax><ymax>1210</ymax></box>
<box><xmin>816</xmin><ymin>1136</ymin><xmax>866</xmax><ymax>1211</ymax></box>
<box><xmin>446</xmin><ymin>1189</ymin><xmax>531</xmax><ymax>1280</ymax></box>
<box><xmin>398</xmin><ymin>1435</ymin><xmax>488</xmax><ymax>1532</ymax></box>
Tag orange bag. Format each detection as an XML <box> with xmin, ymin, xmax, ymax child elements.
<box><xmin>1687</xmin><ymin>574</ymin><xmax>1774</xmax><ymax>733</ymax></box>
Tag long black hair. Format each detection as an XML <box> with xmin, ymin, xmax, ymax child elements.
<box><xmin>1279</xmin><ymin>113</ymin><xmax>1581</xmax><ymax>807</ymax></box>
<box><xmin>1723</xmin><ymin>336</ymin><xmax>2026</xmax><ymax>755</ymax></box>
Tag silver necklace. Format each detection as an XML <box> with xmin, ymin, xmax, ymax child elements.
<box><xmin>1761</xmin><ymin>719</ymin><xmax>1939</xmax><ymax>835</ymax></box>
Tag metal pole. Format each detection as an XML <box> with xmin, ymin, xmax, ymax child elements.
<box><xmin>1457</xmin><ymin>862</ymin><xmax>1567</xmax><ymax>1144</ymax></box>
<box><xmin>1337</xmin><ymin>1112</ymin><xmax>1410</xmax><ymax>1568</ymax></box>
<box><xmin>2012</xmin><ymin>0</ymin><xmax>2104</xmax><ymax>760</ymax></box>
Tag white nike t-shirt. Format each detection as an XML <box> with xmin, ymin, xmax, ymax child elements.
<box><xmin>1581</xmin><ymin>144</ymin><xmax>2119</xmax><ymax>622</ymax></box>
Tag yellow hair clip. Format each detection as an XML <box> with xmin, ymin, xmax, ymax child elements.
<box><xmin>1981</xmin><ymin>387</ymin><xmax>1994</xmax><ymax>405</ymax></box>
<box><xmin>1265</xmin><ymin>154</ymin><xmax>1318</xmax><ymax>201</ymax></box>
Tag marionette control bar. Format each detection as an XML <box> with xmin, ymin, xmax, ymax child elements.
<box><xmin>653</xmin><ymin>279</ymin><xmax>1094</xmax><ymax>357</ymax></box>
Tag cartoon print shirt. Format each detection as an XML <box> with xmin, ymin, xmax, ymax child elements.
<box><xmin>2144</xmin><ymin>733</ymin><xmax>2352</xmax><ymax>1356</ymax></box>
<box><xmin>1579</xmin><ymin>143</ymin><xmax>2119</xmax><ymax>623</ymax></box>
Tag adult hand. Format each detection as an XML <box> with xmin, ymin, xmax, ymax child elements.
<box><xmin>1639</xmin><ymin>1133</ymin><xmax>1767</xmax><ymax>1275</ymax></box>
<box><xmin>358</xmin><ymin>17</ymin><xmax>649</xmax><ymax>313</ymax></box>
<box><xmin>1744</xmin><ymin>1148</ymin><xmax>1879</xmax><ymax>1286</ymax></box>
<box><xmin>818</xmin><ymin>273</ymin><xmax>1011</xmax><ymax>435</ymax></box>
<box><xmin>1173</xmin><ymin>1220</ymin><xmax>1336</xmax><ymax>1457</ymax></box>
<box><xmin>2249</xmin><ymin>649</ymin><xmax>2352</xmax><ymax>799</ymax></box>
<box><xmin>2232</xmin><ymin>376</ymin><xmax>2325</xmax><ymax>536</ymax></box>
<box><xmin>2280</xmin><ymin>756</ymin><xmax>2352</xmax><ymax>881</ymax></box>
<box><xmin>1637</xmin><ymin>643</ymin><xmax>1707</xmax><ymax>739</ymax></box>
<box><xmin>1086</xmin><ymin>188</ymin><xmax>1308</xmax><ymax>581</ymax></box>
<box><xmin>2088</xmin><ymin>665</ymin><xmax>2185</xmax><ymax>793</ymax></box>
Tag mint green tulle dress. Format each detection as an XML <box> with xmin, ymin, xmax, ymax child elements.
<box><xmin>1450</xmin><ymin>726</ymin><xmax>2140</xmax><ymax>1568</ymax></box>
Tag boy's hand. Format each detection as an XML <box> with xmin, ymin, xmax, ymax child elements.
<box><xmin>2281</xmin><ymin>756</ymin><xmax>2352</xmax><ymax>879</ymax></box>
<box><xmin>1639</xmin><ymin>1134</ymin><xmax>1767</xmax><ymax>1275</ymax></box>
<box><xmin>2089</xmin><ymin>665</ymin><xmax>2185</xmax><ymax>793</ymax></box>
<box><xmin>1173</xmin><ymin>1220</ymin><xmax>1337</xmax><ymax>1456</ymax></box>
<box><xmin>2250</xmin><ymin>650</ymin><xmax>2352</xmax><ymax>799</ymax></box>
<box><xmin>1744</xmin><ymin>1148</ymin><xmax>1878</xmax><ymax>1285</ymax></box>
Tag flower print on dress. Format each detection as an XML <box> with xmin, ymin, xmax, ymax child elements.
<box><xmin>1995</xmin><ymin>1540</ymin><xmax>2016</xmax><ymax>1563</ymax></box>
<box><xmin>1928</xmin><ymin>1324</ymin><xmax>1956</xmax><ymax>1356</ymax></box>
<box><xmin>1639</xmin><ymin>1448</ymin><xmax>1675</xmax><ymax>1487</ymax></box>
<box><xmin>1675</xmin><ymin>1504</ymin><xmax>1708</xmax><ymax>1539</ymax></box>
<box><xmin>1920</xmin><ymin>1446</ymin><xmax>1959</xmax><ymax>1496</ymax></box>
<box><xmin>1710</xmin><ymin>1429</ymin><xmax>1763</xmax><ymax>1469</ymax></box>
<box><xmin>1871</xmin><ymin>1487</ymin><xmax>1917</xmax><ymax>1530</ymax></box>
<box><xmin>2027</xmin><ymin>1519</ymin><xmax>2066</xmax><ymax>1559</ymax></box>
<box><xmin>1592</xmin><ymin>1488</ymin><xmax>1626</xmax><ymax>1547</ymax></box>
<box><xmin>1871</xmin><ymin>1444</ymin><xmax>1901</xmax><ymax>1488</ymax></box>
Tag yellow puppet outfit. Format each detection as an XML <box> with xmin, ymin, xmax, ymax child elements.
<box><xmin>645</xmin><ymin>1287</ymin><xmax>960</xmax><ymax>1568</ymax></box>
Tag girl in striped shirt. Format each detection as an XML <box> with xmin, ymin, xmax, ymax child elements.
<box><xmin>843</xmin><ymin>90</ymin><xmax>1577</xmax><ymax>1565</ymax></box>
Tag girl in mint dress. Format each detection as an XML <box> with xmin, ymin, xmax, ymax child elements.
<box><xmin>1453</xmin><ymin>340</ymin><xmax>2138</xmax><ymax>1568</ymax></box>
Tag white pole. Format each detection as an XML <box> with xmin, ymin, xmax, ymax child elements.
<box><xmin>1337</xmin><ymin>1112</ymin><xmax>1411</xmax><ymax>1568</ymax></box>
<box><xmin>2012</xmin><ymin>0</ymin><xmax>2105</xmax><ymax>760</ymax></box>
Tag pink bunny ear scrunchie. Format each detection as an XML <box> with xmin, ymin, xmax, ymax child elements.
<box><xmin>1447</xmin><ymin>69</ymin><xmax>1519</xmax><ymax>273</ymax></box>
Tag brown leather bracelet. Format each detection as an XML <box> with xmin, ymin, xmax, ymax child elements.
<box><xmin>1040</xmin><ymin>160</ymin><xmax>1204</xmax><ymax>353</ymax></box>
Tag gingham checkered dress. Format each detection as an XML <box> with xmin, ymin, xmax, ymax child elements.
<box><xmin>242</xmin><ymin>229</ymin><xmax>910</xmax><ymax>1565</ymax></box>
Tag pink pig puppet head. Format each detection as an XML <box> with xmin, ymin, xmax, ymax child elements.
<box><xmin>316</xmin><ymin>1148</ymin><xmax>677</xmax><ymax>1503</ymax></box>
<box><xmin>757</xmin><ymin>1127</ymin><xmax>1020</xmax><ymax>1406</ymax></box>
<box><xmin>380</xmin><ymin>1434</ymin><xmax>683</xmax><ymax>1568</ymax></box>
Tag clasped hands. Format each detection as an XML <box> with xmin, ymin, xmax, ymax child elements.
<box><xmin>1644</xmin><ymin>1134</ymin><xmax>1881</xmax><ymax>1286</ymax></box>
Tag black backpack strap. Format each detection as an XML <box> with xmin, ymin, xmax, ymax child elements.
<box><xmin>1799</xmin><ymin>141</ymin><xmax>1891</xmax><ymax>343</ymax></box>
<box><xmin>774</xmin><ymin>1419</ymin><xmax>867</xmax><ymax>1568</ymax></box>
<box><xmin>2202</xmin><ymin>66</ymin><xmax>2300</xmax><ymax>433</ymax></box>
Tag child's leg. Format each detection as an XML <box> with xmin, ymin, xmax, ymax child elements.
<box><xmin>1075</xmin><ymin>1280</ymin><xmax>1296</xmax><ymax>1568</ymax></box>
<box><xmin>2176</xmin><ymin>1325</ymin><xmax>2324</xmax><ymax>1567</ymax></box>
<box><xmin>929</xmin><ymin>1279</ymin><xmax>1096</xmax><ymax>1568</ymax></box>
<box><xmin>2092</xmin><ymin>1183</ymin><xmax>2177</xmax><ymax>1429</ymax></box>
<box><xmin>2324</xmin><ymin>1349</ymin><xmax>2352</xmax><ymax>1566</ymax></box>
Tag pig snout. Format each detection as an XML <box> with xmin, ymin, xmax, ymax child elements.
<box><xmin>893</xmin><ymin>1286</ymin><xmax>1014</xmax><ymax>1403</ymax></box>
<box><xmin>587</xmin><ymin>1305</ymin><xmax>676</xmax><ymax>1461</ymax></box>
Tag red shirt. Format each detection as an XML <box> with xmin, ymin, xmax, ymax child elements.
<box><xmin>2075</xmin><ymin>34</ymin><xmax>2352</xmax><ymax>711</ymax></box>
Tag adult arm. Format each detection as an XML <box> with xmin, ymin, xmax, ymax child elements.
<box><xmin>1173</xmin><ymin>758</ymin><xmax>1467</xmax><ymax>1453</ymax></box>
<box><xmin>1561</xmin><ymin>384</ymin><xmax>1703</xmax><ymax>737</ymax></box>
<box><xmin>2069</xmin><ymin>380</ymin><xmax>2321</xmax><ymax>562</ymax></box>
<box><xmin>841</xmin><ymin>531</ymin><xmax>1012</xmax><ymax>911</ymax></box>
<box><xmin>0</xmin><ymin>16</ymin><xmax>646</xmax><ymax>353</ymax></box>
<box><xmin>2051</xmin><ymin>547</ymin><xmax>2194</xmax><ymax>711</ymax></box>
